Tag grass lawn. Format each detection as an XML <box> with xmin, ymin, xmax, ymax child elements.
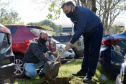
<box><xmin>14</xmin><ymin>59</ymin><xmax>115</xmax><ymax>84</ymax></box>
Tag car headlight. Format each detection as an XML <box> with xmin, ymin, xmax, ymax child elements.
<box><xmin>68</xmin><ymin>49</ymin><xmax>73</xmax><ymax>53</ymax></box>
<box><xmin>120</xmin><ymin>61</ymin><xmax>126</xmax><ymax>83</ymax></box>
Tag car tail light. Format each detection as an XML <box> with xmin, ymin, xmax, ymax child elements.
<box><xmin>25</xmin><ymin>39</ymin><xmax>34</xmax><ymax>45</ymax></box>
<box><xmin>0</xmin><ymin>27</ymin><xmax>11</xmax><ymax>34</ymax></box>
<box><xmin>99</xmin><ymin>58</ymin><xmax>103</xmax><ymax>61</ymax></box>
<box><xmin>77</xmin><ymin>42</ymin><xmax>81</xmax><ymax>46</ymax></box>
<box><xmin>102</xmin><ymin>38</ymin><xmax>122</xmax><ymax>46</ymax></box>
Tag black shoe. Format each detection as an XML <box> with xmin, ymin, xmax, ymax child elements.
<box><xmin>72</xmin><ymin>71</ymin><xmax>86</xmax><ymax>77</ymax></box>
<box><xmin>83</xmin><ymin>75</ymin><xmax>92</xmax><ymax>83</ymax></box>
<box><xmin>39</xmin><ymin>73</ymin><xmax>45</xmax><ymax>78</ymax></box>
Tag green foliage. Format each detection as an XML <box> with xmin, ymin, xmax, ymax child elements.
<box><xmin>15</xmin><ymin>22</ymin><xmax>25</xmax><ymax>25</ymax></box>
<box><xmin>46</xmin><ymin>30</ymin><xmax>56</xmax><ymax>36</ymax></box>
<box><xmin>123</xmin><ymin>28</ymin><xmax>126</xmax><ymax>32</ymax></box>
<box><xmin>0</xmin><ymin>1</ymin><xmax>21</xmax><ymax>24</ymax></box>
<box><xmin>112</xmin><ymin>25</ymin><xmax>125</xmax><ymax>34</ymax></box>
<box><xmin>41</xmin><ymin>25</ymin><xmax>53</xmax><ymax>31</ymax></box>
<box><xmin>27</xmin><ymin>19</ymin><xmax>62</xmax><ymax>35</ymax></box>
<box><xmin>47</xmin><ymin>0</ymin><xmax>65</xmax><ymax>20</ymax></box>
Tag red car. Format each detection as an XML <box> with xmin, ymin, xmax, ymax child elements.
<box><xmin>5</xmin><ymin>25</ymin><xmax>56</xmax><ymax>78</ymax></box>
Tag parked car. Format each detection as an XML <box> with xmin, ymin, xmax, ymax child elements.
<box><xmin>53</xmin><ymin>35</ymin><xmax>84</xmax><ymax>58</ymax></box>
<box><xmin>99</xmin><ymin>32</ymin><xmax>126</xmax><ymax>76</ymax></box>
<box><xmin>71</xmin><ymin>36</ymin><xmax>84</xmax><ymax>58</ymax></box>
<box><xmin>5</xmin><ymin>25</ymin><xmax>56</xmax><ymax>78</ymax></box>
<box><xmin>0</xmin><ymin>24</ymin><xmax>15</xmax><ymax>83</ymax></box>
<box><xmin>116</xmin><ymin>57</ymin><xmax>126</xmax><ymax>84</ymax></box>
<box><xmin>53</xmin><ymin>39</ymin><xmax>75</xmax><ymax>63</ymax></box>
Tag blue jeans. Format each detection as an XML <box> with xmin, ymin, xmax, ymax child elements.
<box><xmin>23</xmin><ymin>55</ymin><xmax>54</xmax><ymax>78</ymax></box>
<box><xmin>81</xmin><ymin>23</ymin><xmax>103</xmax><ymax>77</ymax></box>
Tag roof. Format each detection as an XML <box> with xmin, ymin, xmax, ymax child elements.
<box><xmin>4</xmin><ymin>24</ymin><xmax>45</xmax><ymax>30</ymax></box>
<box><xmin>0</xmin><ymin>23</ymin><xmax>11</xmax><ymax>34</ymax></box>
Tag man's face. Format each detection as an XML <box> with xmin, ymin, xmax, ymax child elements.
<box><xmin>62</xmin><ymin>5</ymin><xmax>71</xmax><ymax>14</ymax></box>
<box><xmin>41</xmin><ymin>33</ymin><xmax>48</xmax><ymax>40</ymax></box>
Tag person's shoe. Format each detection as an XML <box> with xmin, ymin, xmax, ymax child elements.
<box><xmin>72</xmin><ymin>71</ymin><xmax>86</xmax><ymax>77</ymax></box>
<box><xmin>39</xmin><ymin>73</ymin><xmax>45</xmax><ymax>78</ymax></box>
<box><xmin>83</xmin><ymin>75</ymin><xmax>92</xmax><ymax>83</ymax></box>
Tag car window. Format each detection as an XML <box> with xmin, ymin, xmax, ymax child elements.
<box><xmin>0</xmin><ymin>32</ymin><xmax>9</xmax><ymax>50</ymax></box>
<box><xmin>6</xmin><ymin>26</ymin><xmax>18</xmax><ymax>36</ymax></box>
<box><xmin>54</xmin><ymin>39</ymin><xmax>60</xmax><ymax>44</ymax></box>
<box><xmin>27</xmin><ymin>27</ymin><xmax>44</xmax><ymax>36</ymax></box>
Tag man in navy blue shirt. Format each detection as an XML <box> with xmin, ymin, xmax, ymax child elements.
<box><xmin>61</xmin><ymin>1</ymin><xmax>103</xmax><ymax>83</ymax></box>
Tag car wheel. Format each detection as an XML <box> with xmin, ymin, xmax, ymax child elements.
<box><xmin>14</xmin><ymin>55</ymin><xmax>25</xmax><ymax>78</ymax></box>
<box><xmin>72</xmin><ymin>47</ymin><xmax>80</xmax><ymax>59</ymax></box>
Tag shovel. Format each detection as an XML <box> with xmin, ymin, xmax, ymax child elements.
<box><xmin>45</xmin><ymin>48</ymin><xmax>66</xmax><ymax>79</ymax></box>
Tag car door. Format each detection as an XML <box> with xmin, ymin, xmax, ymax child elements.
<box><xmin>0</xmin><ymin>32</ymin><xmax>15</xmax><ymax>78</ymax></box>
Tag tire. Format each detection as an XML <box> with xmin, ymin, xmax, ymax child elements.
<box><xmin>14</xmin><ymin>55</ymin><xmax>25</xmax><ymax>78</ymax></box>
<box><xmin>72</xmin><ymin>47</ymin><xmax>80</xmax><ymax>59</ymax></box>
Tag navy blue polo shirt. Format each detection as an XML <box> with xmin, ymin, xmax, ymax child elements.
<box><xmin>69</xmin><ymin>6</ymin><xmax>101</xmax><ymax>44</ymax></box>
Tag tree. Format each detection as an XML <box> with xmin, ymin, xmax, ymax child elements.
<box><xmin>0</xmin><ymin>0</ymin><xmax>21</xmax><ymax>24</ymax></box>
<box><xmin>41</xmin><ymin>25</ymin><xmax>53</xmax><ymax>31</ymax></box>
<box><xmin>47</xmin><ymin>0</ymin><xmax>126</xmax><ymax>34</ymax></box>
<box><xmin>0</xmin><ymin>8</ymin><xmax>21</xmax><ymax>24</ymax></box>
<box><xmin>97</xmin><ymin>0</ymin><xmax>126</xmax><ymax>34</ymax></box>
<box><xmin>31</xmin><ymin>0</ymin><xmax>126</xmax><ymax>34</ymax></box>
<box><xmin>109</xmin><ymin>25</ymin><xmax>125</xmax><ymax>34</ymax></box>
<box><xmin>46</xmin><ymin>0</ymin><xmax>96</xmax><ymax>20</ymax></box>
<box><xmin>27</xmin><ymin>19</ymin><xmax>62</xmax><ymax>34</ymax></box>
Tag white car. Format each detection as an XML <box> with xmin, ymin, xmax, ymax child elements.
<box><xmin>54</xmin><ymin>39</ymin><xmax>75</xmax><ymax>63</ymax></box>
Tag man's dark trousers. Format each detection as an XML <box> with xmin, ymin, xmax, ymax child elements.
<box><xmin>81</xmin><ymin>23</ymin><xmax>103</xmax><ymax>77</ymax></box>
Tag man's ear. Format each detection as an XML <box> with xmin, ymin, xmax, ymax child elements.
<box><xmin>39</xmin><ymin>33</ymin><xmax>42</xmax><ymax>38</ymax></box>
<box><xmin>72</xmin><ymin>6</ymin><xmax>74</xmax><ymax>12</ymax></box>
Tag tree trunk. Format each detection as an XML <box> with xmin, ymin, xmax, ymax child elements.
<box><xmin>91</xmin><ymin>0</ymin><xmax>97</xmax><ymax>13</ymax></box>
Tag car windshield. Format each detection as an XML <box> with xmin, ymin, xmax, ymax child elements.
<box><xmin>54</xmin><ymin>39</ymin><xmax>60</xmax><ymax>44</ymax></box>
<box><xmin>28</xmin><ymin>27</ymin><xmax>45</xmax><ymax>36</ymax></box>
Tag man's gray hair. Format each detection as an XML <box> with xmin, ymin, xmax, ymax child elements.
<box><xmin>40</xmin><ymin>31</ymin><xmax>48</xmax><ymax>37</ymax></box>
<box><xmin>61</xmin><ymin>1</ymin><xmax>75</xmax><ymax>8</ymax></box>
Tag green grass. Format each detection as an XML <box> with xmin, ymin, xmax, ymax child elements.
<box><xmin>14</xmin><ymin>60</ymin><xmax>115</xmax><ymax>84</ymax></box>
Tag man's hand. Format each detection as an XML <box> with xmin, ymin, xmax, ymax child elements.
<box><xmin>52</xmin><ymin>52</ymin><xmax>58</xmax><ymax>58</ymax></box>
<box><xmin>65</xmin><ymin>42</ymin><xmax>72</xmax><ymax>51</ymax></box>
<box><xmin>44</xmin><ymin>52</ymin><xmax>49</xmax><ymax>58</ymax></box>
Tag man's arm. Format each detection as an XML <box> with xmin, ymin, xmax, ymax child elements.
<box><xmin>73</xmin><ymin>24</ymin><xmax>77</xmax><ymax>33</ymax></box>
<box><xmin>70</xmin><ymin>11</ymin><xmax>89</xmax><ymax>44</ymax></box>
<box><xmin>30</xmin><ymin>43</ymin><xmax>50</xmax><ymax>62</ymax></box>
<box><xmin>44</xmin><ymin>44</ymin><xmax>52</xmax><ymax>57</ymax></box>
